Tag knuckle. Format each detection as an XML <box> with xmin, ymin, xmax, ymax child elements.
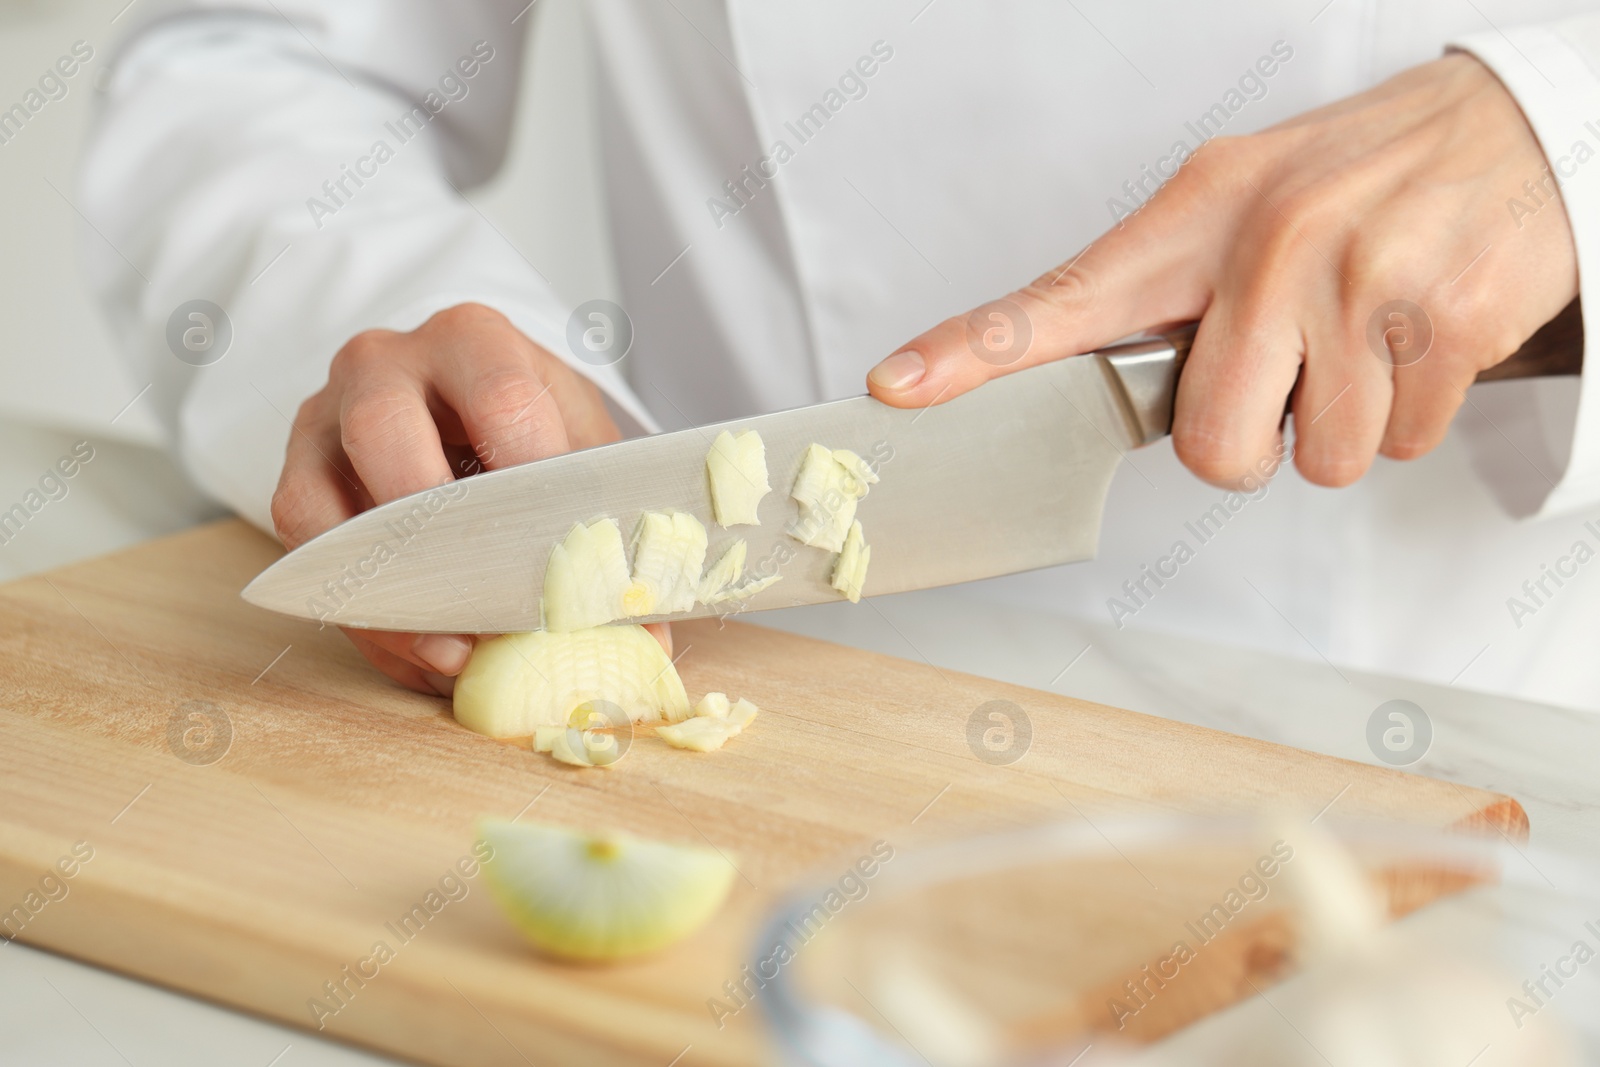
<box><xmin>1234</xmin><ymin>195</ymin><xmax>1320</xmax><ymax>279</ymax></box>
<box><xmin>526</xmin><ymin>344</ymin><xmax>577</xmax><ymax>387</ymax></box>
<box><xmin>1249</xmin><ymin>217</ymin><xmax>1307</xmax><ymax>278</ymax></box>
<box><xmin>1224</xmin><ymin>302</ymin><xmax>1284</xmax><ymax>349</ymax></box>
<box><xmin>465</xmin><ymin>370</ymin><xmax>550</xmax><ymax>432</ymax></box>
<box><xmin>1344</xmin><ymin>240</ymin><xmax>1409</xmax><ymax>295</ymax></box>
<box><xmin>1271</xmin><ymin>189</ymin><xmax>1330</xmax><ymax>245</ymax></box>
<box><xmin>427</xmin><ymin>301</ymin><xmax>509</xmax><ymax>334</ymax></box>
<box><xmin>1397</xmin><ymin>297</ymin><xmax>1499</xmax><ymax>372</ymax></box>
<box><xmin>1177</xmin><ymin>136</ymin><xmax>1266</xmax><ymax>206</ymax></box>
<box><xmin>340</xmin><ymin>388</ymin><xmax>418</xmax><ymax>455</ymax></box>
<box><xmin>292</xmin><ymin>395</ymin><xmax>320</xmax><ymax>429</ymax></box>
<box><xmin>1413</xmin><ymin>287</ymin><xmax>1465</xmax><ymax>335</ymax></box>
<box><xmin>1183</xmin><ymin>137</ymin><xmax>1246</xmax><ymax>185</ymax></box>
<box><xmin>1023</xmin><ymin>263</ymin><xmax>1097</xmax><ymax>312</ymax></box>
<box><xmin>329</xmin><ymin>330</ymin><xmax>401</xmax><ymax>384</ymax></box>
<box><xmin>292</xmin><ymin>388</ymin><xmax>333</xmax><ymax>431</ymax></box>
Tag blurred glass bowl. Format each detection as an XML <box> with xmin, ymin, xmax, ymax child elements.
<box><xmin>755</xmin><ymin>816</ymin><xmax>1600</xmax><ymax>1067</ymax></box>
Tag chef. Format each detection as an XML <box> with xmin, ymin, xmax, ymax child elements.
<box><xmin>83</xmin><ymin>0</ymin><xmax>1600</xmax><ymax>710</ymax></box>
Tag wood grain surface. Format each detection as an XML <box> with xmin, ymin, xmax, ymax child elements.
<box><xmin>0</xmin><ymin>520</ymin><xmax>1527</xmax><ymax>1065</ymax></box>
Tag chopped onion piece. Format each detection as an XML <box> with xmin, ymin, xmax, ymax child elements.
<box><xmin>832</xmin><ymin>448</ymin><xmax>879</xmax><ymax>490</ymax></box>
<box><xmin>788</xmin><ymin>443</ymin><xmax>875</xmax><ymax>551</ymax></box>
<box><xmin>628</xmin><ymin>511</ymin><xmax>708</xmax><ymax>616</ymax></box>
<box><xmin>698</xmin><ymin>541</ymin><xmax>747</xmax><ymax>603</ymax></box>
<box><xmin>550</xmin><ymin>728</ymin><xmax>611</xmax><ymax>768</ymax></box>
<box><xmin>656</xmin><ymin>716</ymin><xmax>742</xmax><ymax>752</ymax></box>
<box><xmin>542</xmin><ymin>519</ymin><xmax>631</xmax><ymax>632</ymax></box>
<box><xmin>694</xmin><ymin>692</ymin><xmax>732</xmax><ymax>719</ymax></box>
<box><xmin>727</xmin><ymin>697</ymin><xmax>759</xmax><ymax>731</ymax></box>
<box><xmin>659</xmin><ymin>695</ymin><xmax>759</xmax><ymax>751</ymax></box>
<box><xmin>699</xmin><ymin>540</ymin><xmax>783</xmax><ymax>605</ymax></box>
<box><xmin>453</xmin><ymin>625</ymin><xmax>691</xmax><ymax>737</ymax></box>
<box><xmin>549</xmin><ymin>705</ymin><xmax>624</xmax><ymax>770</ymax></box>
<box><xmin>706</xmin><ymin>430</ymin><xmax>770</xmax><ymax>526</ymax></box>
<box><xmin>831</xmin><ymin>520</ymin><xmax>871</xmax><ymax>603</ymax></box>
<box><xmin>708</xmin><ymin>571</ymin><xmax>781</xmax><ymax>603</ymax></box>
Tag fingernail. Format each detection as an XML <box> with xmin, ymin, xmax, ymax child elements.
<box><xmin>868</xmin><ymin>350</ymin><xmax>925</xmax><ymax>391</ymax></box>
<box><xmin>413</xmin><ymin>634</ymin><xmax>472</xmax><ymax>675</ymax></box>
<box><xmin>421</xmin><ymin>671</ymin><xmax>456</xmax><ymax>698</ymax></box>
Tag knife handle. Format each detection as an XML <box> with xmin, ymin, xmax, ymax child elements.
<box><xmin>1102</xmin><ymin>297</ymin><xmax>1584</xmax><ymax>445</ymax></box>
<box><xmin>1476</xmin><ymin>296</ymin><xmax>1584</xmax><ymax>381</ymax></box>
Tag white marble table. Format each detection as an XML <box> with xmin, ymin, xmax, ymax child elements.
<box><xmin>4</xmin><ymin>584</ymin><xmax>1596</xmax><ymax>1066</ymax></box>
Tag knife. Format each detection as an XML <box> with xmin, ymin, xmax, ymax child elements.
<box><xmin>242</xmin><ymin>298</ymin><xmax>1583</xmax><ymax>633</ymax></box>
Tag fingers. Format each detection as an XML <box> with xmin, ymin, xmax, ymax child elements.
<box><xmin>338</xmin><ymin>376</ymin><xmax>456</xmax><ymax>505</ymax></box>
<box><xmin>1178</xmin><ymin>275</ymin><xmax>1403</xmax><ymax>489</ymax></box>
<box><xmin>297</xmin><ymin>304</ymin><xmax>630</xmax><ymax>698</ymax></box>
<box><xmin>429</xmin><ymin>331</ymin><xmax>570</xmax><ymax>470</ymax></box>
<box><xmin>343</xmin><ymin>627</ymin><xmax>473</xmax><ymax>689</ymax></box>
<box><xmin>1288</xmin><ymin>312</ymin><xmax>1394</xmax><ymax>486</ymax></box>
<box><xmin>328</xmin><ymin>329</ymin><xmax>456</xmax><ymax>505</ymax></box>
<box><xmin>323</xmin><ymin>324</ymin><xmax>487</xmax><ymax>690</ymax></box>
<box><xmin>542</xmin><ymin>364</ymin><xmax>623</xmax><ymax>451</ymax></box>
<box><xmin>425</xmin><ymin>303</ymin><xmax>621</xmax><ymax>469</ymax></box>
<box><xmin>1381</xmin><ymin>363</ymin><xmax>1468</xmax><ymax>461</ymax></box>
<box><xmin>274</xmin><ymin>359</ymin><xmax>478</xmax><ymax>697</ymax></box>
<box><xmin>345</xmin><ymin>630</ymin><xmax>463</xmax><ymax>697</ymax></box>
<box><xmin>271</xmin><ymin>390</ymin><xmax>368</xmax><ymax>551</ymax></box>
<box><xmin>868</xmin><ymin>149</ymin><xmax>1233</xmax><ymax>408</ymax></box>
<box><xmin>331</xmin><ymin>347</ymin><xmax>477</xmax><ymax>681</ymax></box>
<box><xmin>1378</xmin><ymin>311</ymin><xmax>1480</xmax><ymax>460</ymax></box>
<box><xmin>1170</xmin><ymin>303</ymin><xmax>1304</xmax><ymax>487</ymax></box>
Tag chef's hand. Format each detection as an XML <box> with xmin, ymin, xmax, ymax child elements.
<box><xmin>269</xmin><ymin>302</ymin><xmax>649</xmax><ymax>696</ymax></box>
<box><xmin>868</xmin><ymin>53</ymin><xmax>1578</xmax><ymax>488</ymax></box>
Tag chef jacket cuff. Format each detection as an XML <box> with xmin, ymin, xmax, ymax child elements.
<box><xmin>1450</xmin><ymin>20</ymin><xmax>1600</xmax><ymax>518</ymax></box>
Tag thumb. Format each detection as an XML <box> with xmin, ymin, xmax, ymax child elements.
<box><xmin>867</xmin><ymin>190</ymin><xmax>1220</xmax><ymax>407</ymax></box>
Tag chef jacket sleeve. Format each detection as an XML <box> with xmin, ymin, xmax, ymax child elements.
<box><xmin>1451</xmin><ymin>16</ymin><xmax>1600</xmax><ymax>518</ymax></box>
<box><xmin>79</xmin><ymin>1</ymin><xmax>655</xmax><ymax>536</ymax></box>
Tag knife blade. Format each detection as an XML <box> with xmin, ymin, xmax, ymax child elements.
<box><xmin>242</xmin><ymin>348</ymin><xmax>1146</xmax><ymax>632</ymax></box>
<box><xmin>241</xmin><ymin>298</ymin><xmax>1583</xmax><ymax>633</ymax></box>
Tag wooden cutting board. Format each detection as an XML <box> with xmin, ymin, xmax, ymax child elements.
<box><xmin>0</xmin><ymin>520</ymin><xmax>1526</xmax><ymax>1065</ymax></box>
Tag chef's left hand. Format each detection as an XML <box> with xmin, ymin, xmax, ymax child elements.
<box><xmin>867</xmin><ymin>53</ymin><xmax>1578</xmax><ymax>488</ymax></box>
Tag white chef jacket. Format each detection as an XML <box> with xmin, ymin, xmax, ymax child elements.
<box><xmin>81</xmin><ymin>0</ymin><xmax>1600</xmax><ymax>711</ymax></box>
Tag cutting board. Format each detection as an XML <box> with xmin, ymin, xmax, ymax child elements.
<box><xmin>0</xmin><ymin>520</ymin><xmax>1526</xmax><ymax>1065</ymax></box>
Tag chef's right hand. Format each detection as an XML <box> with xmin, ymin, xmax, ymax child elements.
<box><xmin>865</xmin><ymin>54</ymin><xmax>1576</xmax><ymax>491</ymax></box>
<box><xmin>269</xmin><ymin>302</ymin><xmax>626</xmax><ymax>697</ymax></box>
